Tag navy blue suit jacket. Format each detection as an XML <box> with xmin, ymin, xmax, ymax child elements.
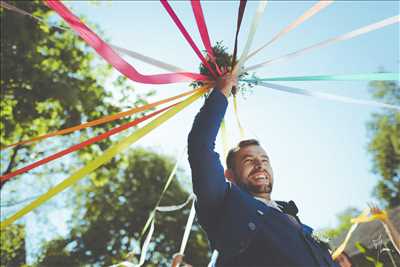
<box><xmin>188</xmin><ymin>89</ymin><xmax>337</xmax><ymax>267</ymax></box>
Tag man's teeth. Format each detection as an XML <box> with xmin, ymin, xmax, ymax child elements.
<box><xmin>255</xmin><ymin>175</ymin><xmax>266</xmax><ymax>179</ymax></box>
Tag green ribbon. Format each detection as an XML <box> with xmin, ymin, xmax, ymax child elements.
<box><xmin>243</xmin><ymin>72</ymin><xmax>399</xmax><ymax>82</ymax></box>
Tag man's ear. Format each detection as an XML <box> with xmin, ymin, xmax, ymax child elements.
<box><xmin>224</xmin><ymin>169</ymin><xmax>236</xmax><ymax>184</ymax></box>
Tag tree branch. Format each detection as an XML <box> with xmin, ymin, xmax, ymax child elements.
<box><xmin>1</xmin><ymin>135</ymin><xmax>24</xmax><ymax>189</ymax></box>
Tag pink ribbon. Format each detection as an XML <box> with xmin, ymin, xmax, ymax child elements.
<box><xmin>160</xmin><ymin>0</ymin><xmax>218</xmax><ymax>78</ymax></box>
<box><xmin>190</xmin><ymin>0</ymin><xmax>222</xmax><ymax>75</ymax></box>
<box><xmin>45</xmin><ymin>0</ymin><xmax>208</xmax><ymax>84</ymax></box>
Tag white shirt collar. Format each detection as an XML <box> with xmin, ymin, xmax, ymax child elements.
<box><xmin>254</xmin><ymin>197</ymin><xmax>282</xmax><ymax>212</ymax></box>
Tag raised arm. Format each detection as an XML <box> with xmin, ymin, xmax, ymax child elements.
<box><xmin>187</xmin><ymin>74</ymin><xmax>236</xmax><ymax>230</ymax></box>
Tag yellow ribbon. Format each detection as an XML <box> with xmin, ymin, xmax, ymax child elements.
<box><xmin>1</xmin><ymin>87</ymin><xmax>208</xmax><ymax>229</ymax></box>
<box><xmin>233</xmin><ymin>95</ymin><xmax>245</xmax><ymax>139</ymax></box>
<box><xmin>332</xmin><ymin>208</ymin><xmax>389</xmax><ymax>260</ymax></box>
<box><xmin>350</xmin><ymin>209</ymin><xmax>388</xmax><ymax>224</ymax></box>
<box><xmin>2</xmin><ymin>88</ymin><xmax>200</xmax><ymax>150</ymax></box>
<box><xmin>220</xmin><ymin>119</ymin><xmax>229</xmax><ymax>162</ymax></box>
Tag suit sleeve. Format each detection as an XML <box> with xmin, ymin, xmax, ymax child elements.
<box><xmin>187</xmin><ymin>89</ymin><xmax>230</xmax><ymax>231</ymax></box>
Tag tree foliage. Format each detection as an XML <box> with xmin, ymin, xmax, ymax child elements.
<box><xmin>0</xmin><ymin>0</ymin><xmax>150</xmax><ymax>188</ymax></box>
<box><xmin>322</xmin><ymin>207</ymin><xmax>361</xmax><ymax>240</ymax></box>
<box><xmin>37</xmin><ymin>149</ymin><xmax>209</xmax><ymax>267</ymax></box>
<box><xmin>1</xmin><ymin>1</ymin><xmax>156</xmax><ymax>265</ymax></box>
<box><xmin>367</xmin><ymin>80</ymin><xmax>400</xmax><ymax>208</ymax></box>
<box><xmin>0</xmin><ymin>224</ymin><xmax>26</xmax><ymax>267</ymax></box>
<box><xmin>2</xmin><ymin>2</ymin><xmax>209</xmax><ymax>265</ymax></box>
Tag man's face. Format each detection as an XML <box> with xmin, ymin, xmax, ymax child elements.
<box><xmin>232</xmin><ymin>145</ymin><xmax>274</xmax><ymax>195</ymax></box>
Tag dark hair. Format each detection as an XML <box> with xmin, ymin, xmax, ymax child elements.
<box><xmin>226</xmin><ymin>139</ymin><xmax>260</xmax><ymax>170</ymax></box>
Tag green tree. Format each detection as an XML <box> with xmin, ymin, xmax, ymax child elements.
<box><xmin>37</xmin><ymin>149</ymin><xmax>209</xmax><ymax>267</ymax></box>
<box><xmin>0</xmin><ymin>224</ymin><xmax>26</xmax><ymax>267</ymax></box>
<box><xmin>0</xmin><ymin>0</ymin><xmax>151</xmax><ymax>188</ymax></box>
<box><xmin>367</xmin><ymin>80</ymin><xmax>400</xmax><ymax>208</ymax></box>
<box><xmin>1</xmin><ymin>1</ymin><xmax>152</xmax><ymax>264</ymax></box>
<box><xmin>322</xmin><ymin>207</ymin><xmax>361</xmax><ymax>240</ymax></box>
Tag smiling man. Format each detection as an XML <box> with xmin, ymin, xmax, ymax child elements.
<box><xmin>188</xmin><ymin>73</ymin><xmax>337</xmax><ymax>266</ymax></box>
<box><xmin>225</xmin><ymin>140</ymin><xmax>273</xmax><ymax>200</ymax></box>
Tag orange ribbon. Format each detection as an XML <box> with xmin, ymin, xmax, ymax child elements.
<box><xmin>2</xmin><ymin>88</ymin><xmax>199</xmax><ymax>150</ymax></box>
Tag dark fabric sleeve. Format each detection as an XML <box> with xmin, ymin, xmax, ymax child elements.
<box><xmin>187</xmin><ymin>89</ymin><xmax>230</xmax><ymax>231</ymax></box>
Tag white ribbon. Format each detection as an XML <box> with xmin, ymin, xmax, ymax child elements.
<box><xmin>254</xmin><ymin>81</ymin><xmax>400</xmax><ymax>111</ymax></box>
<box><xmin>108</xmin><ymin>218</ymin><xmax>155</xmax><ymax>267</ymax></box>
<box><xmin>234</xmin><ymin>1</ymin><xmax>268</xmax><ymax>75</ymax></box>
<box><xmin>110</xmin><ymin>194</ymin><xmax>196</xmax><ymax>267</ymax></box>
<box><xmin>0</xmin><ymin>0</ymin><xmax>70</xmax><ymax>31</ymax></box>
<box><xmin>0</xmin><ymin>1</ymin><xmax>188</xmax><ymax>74</ymax></box>
<box><xmin>245</xmin><ymin>15</ymin><xmax>400</xmax><ymax>71</ymax></box>
<box><xmin>111</xmin><ymin>44</ymin><xmax>186</xmax><ymax>73</ymax></box>
<box><xmin>245</xmin><ymin>0</ymin><xmax>333</xmax><ymax>61</ymax></box>
<box><xmin>179</xmin><ymin>198</ymin><xmax>196</xmax><ymax>255</ymax></box>
<box><xmin>156</xmin><ymin>194</ymin><xmax>196</xmax><ymax>212</ymax></box>
<box><xmin>207</xmin><ymin>250</ymin><xmax>219</xmax><ymax>267</ymax></box>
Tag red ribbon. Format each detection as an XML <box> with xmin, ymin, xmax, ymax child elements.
<box><xmin>0</xmin><ymin>103</ymin><xmax>177</xmax><ymax>182</ymax></box>
<box><xmin>160</xmin><ymin>0</ymin><xmax>218</xmax><ymax>78</ymax></box>
<box><xmin>45</xmin><ymin>0</ymin><xmax>208</xmax><ymax>84</ymax></box>
<box><xmin>191</xmin><ymin>0</ymin><xmax>222</xmax><ymax>75</ymax></box>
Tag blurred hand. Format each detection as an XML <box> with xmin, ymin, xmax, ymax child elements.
<box><xmin>215</xmin><ymin>72</ymin><xmax>238</xmax><ymax>98</ymax></box>
<box><xmin>171</xmin><ymin>253</ymin><xmax>183</xmax><ymax>267</ymax></box>
<box><xmin>368</xmin><ymin>203</ymin><xmax>388</xmax><ymax>222</ymax></box>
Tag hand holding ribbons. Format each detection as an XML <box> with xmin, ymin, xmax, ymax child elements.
<box><xmin>215</xmin><ymin>72</ymin><xmax>238</xmax><ymax>98</ymax></box>
<box><xmin>350</xmin><ymin>203</ymin><xmax>388</xmax><ymax>224</ymax></box>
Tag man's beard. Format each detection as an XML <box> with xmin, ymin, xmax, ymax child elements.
<box><xmin>239</xmin><ymin>181</ymin><xmax>272</xmax><ymax>195</ymax></box>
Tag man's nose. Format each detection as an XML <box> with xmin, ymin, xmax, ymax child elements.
<box><xmin>254</xmin><ymin>159</ymin><xmax>263</xmax><ymax>168</ymax></box>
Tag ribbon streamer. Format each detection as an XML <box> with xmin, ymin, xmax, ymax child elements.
<box><xmin>112</xmin><ymin>194</ymin><xmax>196</xmax><ymax>267</ymax></box>
<box><xmin>331</xmin><ymin>207</ymin><xmax>388</xmax><ymax>260</ymax></box>
<box><xmin>246</xmin><ymin>1</ymin><xmax>333</xmax><ymax>61</ymax></box>
<box><xmin>111</xmin><ymin>44</ymin><xmax>185</xmax><ymax>73</ymax></box>
<box><xmin>350</xmin><ymin>209</ymin><xmax>388</xmax><ymax>224</ymax></box>
<box><xmin>160</xmin><ymin>0</ymin><xmax>217</xmax><ymax>78</ymax></box>
<box><xmin>253</xmin><ymin>81</ymin><xmax>400</xmax><ymax>111</ymax></box>
<box><xmin>208</xmin><ymin>250</ymin><xmax>219</xmax><ymax>267</ymax></box>
<box><xmin>0</xmin><ymin>0</ymin><xmax>70</xmax><ymax>31</ymax></box>
<box><xmin>244</xmin><ymin>72</ymin><xmax>399</xmax><ymax>82</ymax></box>
<box><xmin>140</xmin><ymin>147</ymin><xmax>187</xmax><ymax>239</ymax></box>
<box><xmin>156</xmin><ymin>194</ymin><xmax>196</xmax><ymax>212</ymax></box>
<box><xmin>135</xmin><ymin>219</ymin><xmax>155</xmax><ymax>267</ymax></box>
<box><xmin>331</xmin><ymin>208</ymin><xmax>369</xmax><ymax>260</ymax></box>
<box><xmin>220</xmin><ymin>119</ymin><xmax>229</xmax><ymax>162</ymax></box>
<box><xmin>0</xmin><ymin>103</ymin><xmax>179</xmax><ymax>182</ymax></box>
<box><xmin>179</xmin><ymin>199</ymin><xmax>196</xmax><ymax>255</ymax></box>
<box><xmin>191</xmin><ymin>0</ymin><xmax>222</xmax><ymax>75</ymax></box>
<box><xmin>46</xmin><ymin>0</ymin><xmax>208</xmax><ymax>84</ymax></box>
<box><xmin>230</xmin><ymin>0</ymin><xmax>247</xmax><ymax>95</ymax></box>
<box><xmin>245</xmin><ymin>15</ymin><xmax>400</xmax><ymax>72</ymax></box>
<box><xmin>2</xmin><ymin>88</ymin><xmax>199</xmax><ymax>150</ymax></box>
<box><xmin>0</xmin><ymin>1</ymin><xmax>193</xmax><ymax>77</ymax></box>
<box><xmin>232</xmin><ymin>0</ymin><xmax>248</xmax><ymax>67</ymax></box>
<box><xmin>233</xmin><ymin>96</ymin><xmax>245</xmax><ymax>138</ymax></box>
<box><xmin>234</xmin><ymin>1</ymin><xmax>268</xmax><ymax>75</ymax></box>
<box><xmin>1</xmin><ymin>87</ymin><xmax>208</xmax><ymax>229</ymax></box>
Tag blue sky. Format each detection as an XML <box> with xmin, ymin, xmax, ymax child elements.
<box><xmin>2</xmin><ymin>0</ymin><xmax>399</xmax><ymax>262</ymax></box>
